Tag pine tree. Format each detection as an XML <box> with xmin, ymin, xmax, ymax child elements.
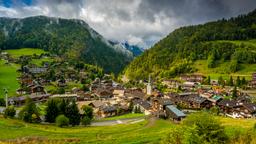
<box><xmin>218</xmin><ymin>76</ymin><xmax>224</xmax><ymax>86</ymax></box>
<box><xmin>241</xmin><ymin>77</ymin><xmax>247</xmax><ymax>85</ymax></box>
<box><xmin>58</xmin><ymin>99</ymin><xmax>68</xmax><ymax>115</ymax></box>
<box><xmin>228</xmin><ymin>76</ymin><xmax>234</xmax><ymax>86</ymax></box>
<box><xmin>236</xmin><ymin>76</ymin><xmax>241</xmax><ymax>87</ymax></box>
<box><xmin>45</xmin><ymin>99</ymin><xmax>60</xmax><ymax>123</ymax></box>
<box><xmin>207</xmin><ymin>76</ymin><xmax>211</xmax><ymax>85</ymax></box>
<box><xmin>232</xmin><ymin>86</ymin><xmax>238</xmax><ymax>99</ymax></box>
<box><xmin>66</xmin><ymin>100</ymin><xmax>80</xmax><ymax>126</ymax></box>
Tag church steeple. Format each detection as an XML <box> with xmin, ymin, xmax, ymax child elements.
<box><xmin>147</xmin><ymin>75</ymin><xmax>152</xmax><ymax>95</ymax></box>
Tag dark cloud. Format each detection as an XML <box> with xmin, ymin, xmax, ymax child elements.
<box><xmin>0</xmin><ymin>0</ymin><xmax>255</xmax><ymax>48</ymax></box>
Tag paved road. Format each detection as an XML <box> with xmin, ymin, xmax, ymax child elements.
<box><xmin>91</xmin><ymin>117</ymin><xmax>145</xmax><ymax>126</ymax></box>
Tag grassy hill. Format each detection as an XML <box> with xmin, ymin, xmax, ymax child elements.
<box><xmin>124</xmin><ymin>10</ymin><xmax>256</xmax><ymax>80</ymax></box>
<box><xmin>0</xmin><ymin>48</ymin><xmax>52</xmax><ymax>97</ymax></box>
<box><xmin>0</xmin><ymin>116</ymin><xmax>254</xmax><ymax>143</ymax></box>
<box><xmin>0</xmin><ymin>60</ymin><xmax>19</xmax><ymax>97</ymax></box>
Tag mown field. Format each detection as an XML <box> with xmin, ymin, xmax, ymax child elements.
<box><xmin>0</xmin><ymin>48</ymin><xmax>51</xmax><ymax>98</ymax></box>
<box><xmin>0</xmin><ymin>60</ymin><xmax>20</xmax><ymax>97</ymax></box>
<box><xmin>4</xmin><ymin>48</ymin><xmax>46</xmax><ymax>58</ymax></box>
<box><xmin>0</xmin><ymin>117</ymin><xmax>173</xmax><ymax>144</ymax></box>
<box><xmin>0</xmin><ymin>116</ymin><xmax>255</xmax><ymax>144</ymax></box>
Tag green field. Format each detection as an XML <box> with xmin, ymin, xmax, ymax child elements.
<box><xmin>0</xmin><ymin>117</ymin><xmax>172</xmax><ymax>144</ymax></box>
<box><xmin>0</xmin><ymin>60</ymin><xmax>20</xmax><ymax>97</ymax></box>
<box><xmin>194</xmin><ymin>60</ymin><xmax>256</xmax><ymax>80</ymax></box>
<box><xmin>5</xmin><ymin>48</ymin><xmax>46</xmax><ymax>58</ymax></box>
<box><xmin>0</xmin><ymin>116</ymin><xmax>254</xmax><ymax>143</ymax></box>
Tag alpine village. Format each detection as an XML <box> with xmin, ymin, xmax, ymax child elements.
<box><xmin>1</xmin><ymin>3</ymin><xmax>256</xmax><ymax>144</ymax></box>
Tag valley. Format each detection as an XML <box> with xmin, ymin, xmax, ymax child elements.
<box><xmin>0</xmin><ymin>4</ymin><xmax>256</xmax><ymax>144</ymax></box>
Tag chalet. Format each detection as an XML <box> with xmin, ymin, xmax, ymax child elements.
<box><xmin>249</xmin><ymin>73</ymin><xmax>256</xmax><ymax>88</ymax></box>
<box><xmin>217</xmin><ymin>99</ymin><xmax>241</xmax><ymax>118</ymax></box>
<box><xmin>88</xmin><ymin>101</ymin><xmax>105</xmax><ymax>109</ymax></box>
<box><xmin>200</xmin><ymin>93</ymin><xmax>222</xmax><ymax>105</ymax></box>
<box><xmin>180</xmin><ymin>74</ymin><xmax>205</xmax><ymax>83</ymax></box>
<box><xmin>133</xmin><ymin>99</ymin><xmax>152</xmax><ymax>115</ymax></box>
<box><xmin>18</xmin><ymin>74</ymin><xmax>33</xmax><ymax>86</ymax></box>
<box><xmin>125</xmin><ymin>89</ymin><xmax>145</xmax><ymax>100</ymax></box>
<box><xmin>77</xmin><ymin>92</ymin><xmax>94</xmax><ymax>101</ymax></box>
<box><xmin>8</xmin><ymin>94</ymin><xmax>50</xmax><ymax>106</ymax></box>
<box><xmin>30</xmin><ymin>85</ymin><xmax>45</xmax><ymax>95</ymax></box>
<box><xmin>169</xmin><ymin>93</ymin><xmax>212</xmax><ymax>109</ymax></box>
<box><xmin>253</xmin><ymin>73</ymin><xmax>256</xmax><ymax>80</ymax></box>
<box><xmin>152</xmin><ymin>98</ymin><xmax>172</xmax><ymax>112</ymax></box>
<box><xmin>182</xmin><ymin>81</ymin><xmax>200</xmax><ymax>90</ymax></box>
<box><xmin>98</xmin><ymin>106</ymin><xmax>117</xmax><ymax>118</ymax></box>
<box><xmin>113</xmin><ymin>89</ymin><xmax>125</xmax><ymax>102</ymax></box>
<box><xmin>94</xmin><ymin>88</ymin><xmax>113</xmax><ymax>100</ymax></box>
<box><xmin>241</xmin><ymin>103</ymin><xmax>256</xmax><ymax>118</ymax></box>
<box><xmin>27</xmin><ymin>67</ymin><xmax>47</xmax><ymax>74</ymax></box>
<box><xmin>217</xmin><ymin>99</ymin><xmax>256</xmax><ymax>118</ymax></box>
<box><xmin>166</xmin><ymin>105</ymin><xmax>186</xmax><ymax>121</ymax></box>
<box><xmin>162</xmin><ymin>79</ymin><xmax>180</xmax><ymax>88</ymax></box>
<box><xmin>16</xmin><ymin>88</ymin><xmax>27</xmax><ymax>95</ymax></box>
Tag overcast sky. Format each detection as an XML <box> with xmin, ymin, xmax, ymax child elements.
<box><xmin>0</xmin><ymin>0</ymin><xmax>256</xmax><ymax>48</ymax></box>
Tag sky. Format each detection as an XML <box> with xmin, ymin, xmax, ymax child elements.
<box><xmin>0</xmin><ymin>0</ymin><xmax>256</xmax><ymax>48</ymax></box>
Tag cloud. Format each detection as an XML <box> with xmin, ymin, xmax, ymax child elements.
<box><xmin>0</xmin><ymin>0</ymin><xmax>255</xmax><ymax>48</ymax></box>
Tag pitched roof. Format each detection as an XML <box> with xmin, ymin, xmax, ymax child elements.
<box><xmin>243</xmin><ymin>103</ymin><xmax>256</xmax><ymax>113</ymax></box>
<box><xmin>166</xmin><ymin>105</ymin><xmax>186</xmax><ymax>117</ymax></box>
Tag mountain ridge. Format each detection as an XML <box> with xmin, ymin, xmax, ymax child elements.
<box><xmin>0</xmin><ymin>15</ymin><xmax>133</xmax><ymax>74</ymax></box>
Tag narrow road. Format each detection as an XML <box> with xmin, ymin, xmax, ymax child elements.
<box><xmin>91</xmin><ymin>117</ymin><xmax>145</xmax><ymax>126</ymax></box>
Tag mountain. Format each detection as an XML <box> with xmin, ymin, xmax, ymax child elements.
<box><xmin>109</xmin><ymin>41</ymin><xmax>144</xmax><ymax>57</ymax></box>
<box><xmin>0</xmin><ymin>16</ymin><xmax>133</xmax><ymax>74</ymax></box>
<box><xmin>124</xmin><ymin>9</ymin><xmax>256</xmax><ymax>80</ymax></box>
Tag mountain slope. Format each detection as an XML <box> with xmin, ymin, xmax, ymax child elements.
<box><xmin>0</xmin><ymin>16</ymin><xmax>133</xmax><ymax>73</ymax></box>
<box><xmin>109</xmin><ymin>41</ymin><xmax>144</xmax><ymax>57</ymax></box>
<box><xmin>124</xmin><ymin>9</ymin><xmax>256</xmax><ymax>80</ymax></box>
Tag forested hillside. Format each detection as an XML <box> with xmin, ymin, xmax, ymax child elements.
<box><xmin>124</xmin><ymin>9</ymin><xmax>256</xmax><ymax>80</ymax></box>
<box><xmin>0</xmin><ymin>16</ymin><xmax>133</xmax><ymax>73</ymax></box>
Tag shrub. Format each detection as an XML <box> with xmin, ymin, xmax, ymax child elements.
<box><xmin>0</xmin><ymin>98</ymin><xmax>5</xmax><ymax>106</ymax></box>
<box><xmin>19</xmin><ymin>97</ymin><xmax>40</xmax><ymax>123</ymax></box>
<box><xmin>81</xmin><ymin>116</ymin><xmax>91</xmax><ymax>126</ymax></box>
<box><xmin>56</xmin><ymin>115</ymin><xmax>69</xmax><ymax>127</ymax></box>
<box><xmin>4</xmin><ymin>106</ymin><xmax>16</xmax><ymax>118</ymax></box>
<box><xmin>82</xmin><ymin>105</ymin><xmax>93</xmax><ymax>119</ymax></box>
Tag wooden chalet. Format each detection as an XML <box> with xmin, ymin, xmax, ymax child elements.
<box><xmin>133</xmin><ymin>99</ymin><xmax>152</xmax><ymax>115</ymax></box>
<box><xmin>168</xmin><ymin>93</ymin><xmax>212</xmax><ymax>109</ymax></box>
<box><xmin>98</xmin><ymin>106</ymin><xmax>117</xmax><ymax>118</ymax></box>
<box><xmin>217</xmin><ymin>99</ymin><xmax>256</xmax><ymax>118</ymax></box>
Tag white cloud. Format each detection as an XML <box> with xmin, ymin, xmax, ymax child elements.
<box><xmin>0</xmin><ymin>0</ymin><xmax>255</xmax><ymax>48</ymax></box>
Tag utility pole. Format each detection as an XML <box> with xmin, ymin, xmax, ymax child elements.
<box><xmin>4</xmin><ymin>88</ymin><xmax>8</xmax><ymax>108</ymax></box>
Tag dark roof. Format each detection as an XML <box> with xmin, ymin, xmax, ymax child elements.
<box><xmin>170</xmin><ymin>93</ymin><xmax>207</xmax><ymax>104</ymax></box>
<box><xmin>100</xmin><ymin>106</ymin><xmax>117</xmax><ymax>113</ymax></box>
<box><xmin>159</xmin><ymin>99</ymin><xmax>173</xmax><ymax>106</ymax></box>
<box><xmin>217</xmin><ymin>99</ymin><xmax>239</xmax><ymax>108</ymax></box>
<box><xmin>133</xmin><ymin>99</ymin><xmax>151</xmax><ymax>110</ymax></box>
<box><xmin>243</xmin><ymin>103</ymin><xmax>256</xmax><ymax>113</ymax></box>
